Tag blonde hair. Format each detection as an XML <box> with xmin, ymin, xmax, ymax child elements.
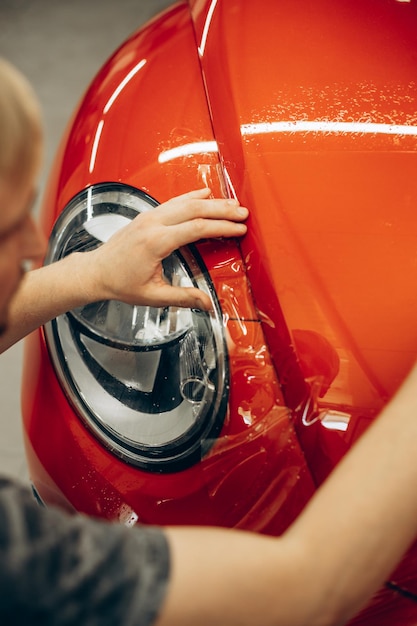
<box><xmin>0</xmin><ymin>58</ymin><xmax>42</xmax><ymax>186</ymax></box>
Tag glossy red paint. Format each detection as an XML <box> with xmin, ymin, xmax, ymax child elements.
<box><xmin>23</xmin><ymin>1</ymin><xmax>314</xmax><ymax>532</ymax></box>
<box><xmin>191</xmin><ymin>0</ymin><xmax>417</xmax><ymax>479</ymax></box>
<box><xmin>22</xmin><ymin>0</ymin><xmax>417</xmax><ymax>623</ymax></box>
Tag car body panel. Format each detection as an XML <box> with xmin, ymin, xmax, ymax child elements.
<box><xmin>23</xmin><ymin>1</ymin><xmax>314</xmax><ymax>536</ymax></box>
<box><xmin>22</xmin><ymin>0</ymin><xmax>417</xmax><ymax>622</ymax></box>
<box><xmin>190</xmin><ymin>0</ymin><xmax>417</xmax><ymax>481</ymax></box>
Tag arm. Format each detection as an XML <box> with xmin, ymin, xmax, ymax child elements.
<box><xmin>0</xmin><ymin>189</ymin><xmax>248</xmax><ymax>353</ymax></box>
<box><xmin>157</xmin><ymin>361</ymin><xmax>417</xmax><ymax>626</ymax></box>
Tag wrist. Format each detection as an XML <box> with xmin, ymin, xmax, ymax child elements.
<box><xmin>66</xmin><ymin>250</ymin><xmax>105</xmax><ymax>307</ymax></box>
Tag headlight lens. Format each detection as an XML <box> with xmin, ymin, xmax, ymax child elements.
<box><xmin>44</xmin><ymin>183</ymin><xmax>228</xmax><ymax>472</ymax></box>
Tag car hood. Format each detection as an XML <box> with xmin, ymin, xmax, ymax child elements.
<box><xmin>191</xmin><ymin>0</ymin><xmax>417</xmax><ymax>426</ymax></box>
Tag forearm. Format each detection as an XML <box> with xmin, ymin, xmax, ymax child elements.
<box><xmin>158</xmin><ymin>361</ymin><xmax>417</xmax><ymax>626</ymax></box>
<box><xmin>286</xmin><ymin>360</ymin><xmax>417</xmax><ymax>623</ymax></box>
<box><xmin>0</xmin><ymin>253</ymin><xmax>97</xmax><ymax>353</ymax></box>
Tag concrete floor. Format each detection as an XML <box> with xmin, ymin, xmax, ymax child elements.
<box><xmin>0</xmin><ymin>0</ymin><xmax>174</xmax><ymax>482</ymax></box>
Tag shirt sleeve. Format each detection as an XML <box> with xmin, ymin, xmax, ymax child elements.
<box><xmin>0</xmin><ymin>477</ymin><xmax>170</xmax><ymax>626</ymax></box>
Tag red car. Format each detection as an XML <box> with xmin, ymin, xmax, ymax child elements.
<box><xmin>23</xmin><ymin>0</ymin><xmax>417</xmax><ymax>622</ymax></box>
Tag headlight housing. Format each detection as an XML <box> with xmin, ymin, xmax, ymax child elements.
<box><xmin>44</xmin><ymin>183</ymin><xmax>228</xmax><ymax>472</ymax></box>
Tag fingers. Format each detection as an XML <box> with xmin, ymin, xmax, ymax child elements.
<box><xmin>182</xmin><ymin>188</ymin><xmax>212</xmax><ymax>199</ymax></box>
<box><xmin>135</xmin><ymin>188</ymin><xmax>249</xmax><ymax>257</ymax></box>
<box><xmin>155</xmin><ymin>188</ymin><xmax>248</xmax><ymax>227</ymax></box>
<box><xmin>159</xmin><ymin>218</ymin><xmax>247</xmax><ymax>256</ymax></box>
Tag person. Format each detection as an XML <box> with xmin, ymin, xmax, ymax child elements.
<box><xmin>1</xmin><ymin>56</ymin><xmax>417</xmax><ymax>626</ymax></box>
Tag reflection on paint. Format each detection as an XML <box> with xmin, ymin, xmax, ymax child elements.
<box><xmin>320</xmin><ymin>410</ymin><xmax>351</xmax><ymax>432</ymax></box>
<box><xmin>104</xmin><ymin>59</ymin><xmax>147</xmax><ymax>114</ymax></box>
<box><xmin>198</xmin><ymin>0</ymin><xmax>218</xmax><ymax>56</ymax></box>
<box><xmin>158</xmin><ymin>140</ymin><xmax>218</xmax><ymax>163</ymax></box>
<box><xmin>89</xmin><ymin>120</ymin><xmax>104</xmax><ymax>173</ymax></box>
<box><xmin>241</xmin><ymin>120</ymin><xmax>417</xmax><ymax>137</ymax></box>
<box><xmin>89</xmin><ymin>59</ymin><xmax>147</xmax><ymax>173</ymax></box>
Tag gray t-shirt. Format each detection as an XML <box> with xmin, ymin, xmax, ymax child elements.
<box><xmin>0</xmin><ymin>477</ymin><xmax>170</xmax><ymax>625</ymax></box>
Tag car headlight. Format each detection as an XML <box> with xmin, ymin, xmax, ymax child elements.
<box><xmin>44</xmin><ymin>183</ymin><xmax>228</xmax><ymax>472</ymax></box>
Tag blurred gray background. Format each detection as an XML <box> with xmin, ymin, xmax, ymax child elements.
<box><xmin>0</xmin><ymin>0</ymin><xmax>174</xmax><ymax>481</ymax></box>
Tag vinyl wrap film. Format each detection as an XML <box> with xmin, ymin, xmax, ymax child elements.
<box><xmin>21</xmin><ymin>1</ymin><xmax>417</xmax><ymax>624</ymax></box>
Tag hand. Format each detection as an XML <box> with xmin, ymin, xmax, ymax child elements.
<box><xmin>86</xmin><ymin>188</ymin><xmax>248</xmax><ymax>310</ymax></box>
